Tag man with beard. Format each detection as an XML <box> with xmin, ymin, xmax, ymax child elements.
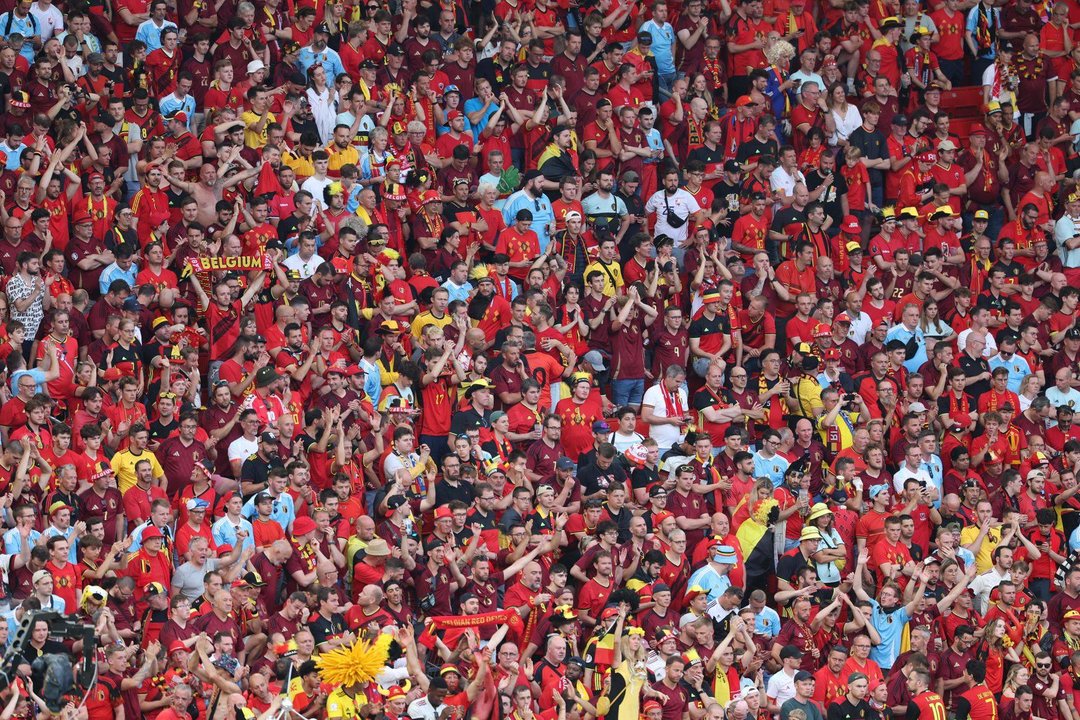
<box><xmin>201</xmin><ymin>381</ymin><xmax>241</xmax><ymax>475</ymax></box>
<box><xmin>581</xmin><ymin>170</ymin><xmax>629</xmax><ymax>241</ymax></box>
<box><xmin>276</xmin><ymin>324</ymin><xmax>321</xmax><ymax>406</ymax></box>
<box><xmin>218</xmin><ymin>335</ymin><xmax>264</xmax><ymax>402</ymax></box>
<box><xmin>190</xmin><ymin>270</ymin><xmax>266</xmax><ymax>369</ymax></box>
<box><xmin>467</xmin><ymin>268</ymin><xmax>511</xmax><ymax>349</ymax></box>
<box><xmin>503</xmin><ymin>170</ymin><xmax>556</xmax><ymax>250</ymax></box>
<box><xmin>297</xmin><ymin>24</ymin><xmax>344</xmax><ymax>80</ymax></box>
<box><xmin>7</xmin><ymin>252</ymin><xmax>47</xmax><ymax>356</ymax></box>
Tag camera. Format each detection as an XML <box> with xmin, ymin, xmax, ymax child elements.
<box><xmin>842</xmin><ymin>393</ymin><xmax>857</xmax><ymax>409</ymax></box>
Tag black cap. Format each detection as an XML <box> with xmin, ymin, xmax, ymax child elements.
<box><xmin>242</xmin><ymin>571</ymin><xmax>267</xmax><ymax>587</ymax></box>
<box><xmin>521</xmin><ymin>169</ymin><xmax>543</xmax><ymax>184</ymax></box>
<box><xmin>891</xmin><ymin>114</ymin><xmax>910</xmax><ymax>125</ymax></box>
<box><xmin>386</xmin><ymin>494</ymin><xmax>407</xmax><ymax>510</ymax></box>
<box><xmin>780</xmin><ymin>645</ymin><xmax>804</xmax><ymax>660</ymax></box>
<box><xmin>360</xmin><ymin>59</ymin><xmax>379</xmax><ymax>70</ymax></box>
<box><xmin>386</xmin><ymin>43</ymin><xmax>405</xmax><ymax>56</ymax></box>
<box><xmin>1067</xmin><ymin>328</ymin><xmax>1080</xmax><ymax>341</ymax></box>
<box><xmin>636</xmin><ymin>30</ymin><xmax>652</xmax><ymax>44</ymax></box>
<box><xmin>314</xmin><ymin>22</ymin><xmax>332</xmax><ymax>34</ymax></box>
<box><xmin>794</xmin><ymin>671</ymin><xmax>815</xmax><ymax>682</ymax></box>
<box><xmin>724</xmin><ymin>160</ymin><xmax>742</xmax><ymax>174</ymax></box>
<box><xmin>254</xmin><ymin>491</ymin><xmax>274</xmax><ymax>505</ymax></box>
<box><xmin>260</xmin><ymin>431</ymin><xmax>279</xmax><ymax>444</ymax></box>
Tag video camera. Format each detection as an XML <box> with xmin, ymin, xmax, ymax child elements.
<box><xmin>0</xmin><ymin>610</ymin><xmax>98</xmax><ymax>712</ymax></box>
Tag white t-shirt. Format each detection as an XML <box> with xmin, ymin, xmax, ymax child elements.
<box><xmin>228</xmin><ymin>436</ymin><xmax>259</xmax><ymax>464</ymax></box>
<box><xmin>641</xmin><ymin>383</ymin><xmax>689</xmax><ymax>449</ymax></box>
<box><xmin>956</xmin><ymin>328</ymin><xmax>996</xmax><ymax>357</ymax></box>
<box><xmin>1046</xmin><ymin>386</ymin><xmax>1080</xmax><ymax>413</ymax></box>
<box><xmin>766</xmin><ymin>669</ymin><xmax>797</xmax><ymax>707</ymax></box>
<box><xmin>282</xmin><ymin>252</ymin><xmax>321</xmax><ymax>280</ymax></box>
<box><xmin>644</xmin><ymin>189</ymin><xmax>700</xmax><ymax>245</ymax></box>
<box><xmin>769</xmin><ymin>166</ymin><xmax>806</xmax><ymax>200</ymax></box>
<box><xmin>383</xmin><ymin>452</ymin><xmax>420</xmax><ymax>484</ymax></box>
<box><xmin>406</xmin><ymin>696</ymin><xmax>446</xmax><ymax>720</ymax></box>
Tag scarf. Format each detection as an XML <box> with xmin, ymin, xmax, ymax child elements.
<box><xmin>975</xmin><ymin>2</ymin><xmax>996</xmax><ymax>55</ymax></box>
<box><xmin>688</xmin><ymin>116</ymin><xmax>705</xmax><ymax>150</ymax></box>
<box><xmin>703</xmin><ymin>55</ymin><xmax>724</xmax><ymax>90</ymax></box>
<box><xmin>662</xmin><ymin>383</ymin><xmax>685</xmax><ymax>419</ymax></box>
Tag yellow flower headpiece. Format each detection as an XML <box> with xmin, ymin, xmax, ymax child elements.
<box><xmin>317</xmin><ymin>632</ymin><xmax>393</xmax><ymax>688</ymax></box>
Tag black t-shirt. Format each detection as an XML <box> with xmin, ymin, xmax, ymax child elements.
<box><xmin>735</xmin><ymin>137</ymin><xmax>780</xmax><ymax>165</ymax></box>
<box><xmin>958</xmin><ymin>354</ymin><xmax>990</xmax><ymax>398</ymax></box>
<box><xmin>149</xmin><ymin>417</ymin><xmax>179</xmax><ymax>443</ymax></box>
<box><xmin>776</xmin><ymin>548</ymin><xmax>811</xmax><ymax>585</ymax></box>
<box><xmin>434</xmin><ymin>478</ymin><xmax>475</xmax><ymax>507</ymax></box>
<box><xmin>20</xmin><ymin>639</ymin><xmax>67</xmax><ymax>667</ymax></box>
<box><xmin>688</xmin><ymin>312</ymin><xmax>729</xmax><ymax>341</ymax></box>
<box><xmin>805</xmin><ymin>169</ymin><xmax>849</xmax><ymax>227</ymax></box>
<box><xmin>240</xmin><ymin>454</ymin><xmax>285</xmax><ymax>494</ymax></box>
<box><xmin>309</xmin><ymin>611</ymin><xmax>348</xmax><ymax>648</ymax></box>
<box><xmin>828</xmin><ymin>698</ymin><xmax>876</xmax><ymax>720</ymax></box>
<box><xmin>771</xmin><ymin>205</ymin><xmax>808</xmax><ymax>237</ymax></box>
<box><xmin>577</xmin><ymin>460</ymin><xmax>629</xmax><ymax>498</ymax></box>
<box><xmin>631</xmin><ymin>466</ymin><xmax>659</xmax><ymax>491</ymax></box>
<box><xmin>848</xmin><ymin>126</ymin><xmax>889</xmax><ymax>187</ymax></box>
<box><xmin>449</xmin><ymin>407</ymin><xmax>490</xmax><ymax>437</ymax></box>
<box><xmin>688</xmin><ymin>143</ymin><xmax>725</xmax><ymax>168</ymax></box>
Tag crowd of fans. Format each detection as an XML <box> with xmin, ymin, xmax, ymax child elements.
<box><xmin>0</xmin><ymin>0</ymin><xmax>1079</xmax><ymax>717</ymax></box>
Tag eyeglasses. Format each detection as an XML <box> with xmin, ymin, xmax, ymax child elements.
<box><xmin>1037</xmin><ymin>663</ymin><xmax>1052</xmax><ymax>668</ymax></box>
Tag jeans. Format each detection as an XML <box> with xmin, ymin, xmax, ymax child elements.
<box><xmin>657</xmin><ymin>71</ymin><xmax>677</xmax><ymax>100</ymax></box>
<box><xmin>419</xmin><ymin>434</ymin><xmax>450</xmax><ymax>464</ymax></box>
<box><xmin>1029</xmin><ymin>577</ymin><xmax>1051</xmax><ymax>602</ymax></box>
<box><xmin>692</xmin><ymin>357</ymin><xmax>714</xmax><ymax>378</ymax></box>
<box><xmin>611</xmin><ymin>378</ymin><xmax>645</xmax><ymax>407</ymax></box>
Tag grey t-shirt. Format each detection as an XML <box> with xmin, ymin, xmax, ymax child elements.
<box><xmin>781</xmin><ymin>698</ymin><xmax>825</xmax><ymax>720</ymax></box>
<box><xmin>172</xmin><ymin>558</ymin><xmax>220</xmax><ymax>600</ymax></box>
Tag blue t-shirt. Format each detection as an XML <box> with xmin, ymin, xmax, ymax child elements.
<box><xmin>869</xmin><ymin>600</ymin><xmax>911</xmax><ymax>670</ymax></box>
<box><xmin>639</xmin><ymin>21</ymin><xmax>676</xmax><ymax>75</ymax></box>
<box><xmin>463</xmin><ymin>97</ymin><xmax>499</xmax><ymax>142</ymax></box>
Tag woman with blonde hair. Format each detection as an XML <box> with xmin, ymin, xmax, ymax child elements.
<box><xmin>999</xmin><ymin>661</ymin><xmax>1030</xmax><ymax>713</ymax></box>
<box><xmin>1018</xmin><ymin>374</ymin><xmax>1043</xmax><ymax>412</ymax></box>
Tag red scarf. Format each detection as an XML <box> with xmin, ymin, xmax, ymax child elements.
<box><xmin>662</xmin><ymin>383</ymin><xmax>685</xmax><ymax>419</ymax></box>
